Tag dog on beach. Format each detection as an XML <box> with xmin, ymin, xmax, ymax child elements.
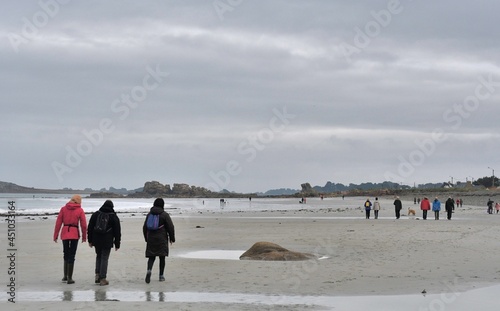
<box><xmin>407</xmin><ymin>207</ymin><xmax>416</xmax><ymax>216</ymax></box>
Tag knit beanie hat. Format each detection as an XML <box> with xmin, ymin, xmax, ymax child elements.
<box><xmin>153</xmin><ymin>198</ymin><xmax>165</xmax><ymax>208</ymax></box>
<box><xmin>70</xmin><ymin>195</ymin><xmax>82</xmax><ymax>204</ymax></box>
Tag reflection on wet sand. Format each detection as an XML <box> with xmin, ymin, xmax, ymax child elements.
<box><xmin>56</xmin><ymin>290</ymin><xmax>169</xmax><ymax>302</ymax></box>
<box><xmin>6</xmin><ymin>285</ymin><xmax>500</xmax><ymax>310</ymax></box>
<box><xmin>61</xmin><ymin>290</ymin><xmax>120</xmax><ymax>302</ymax></box>
<box><xmin>63</xmin><ymin>291</ymin><xmax>72</xmax><ymax>302</ymax></box>
<box><xmin>145</xmin><ymin>291</ymin><xmax>166</xmax><ymax>302</ymax></box>
<box><xmin>95</xmin><ymin>290</ymin><xmax>107</xmax><ymax>302</ymax></box>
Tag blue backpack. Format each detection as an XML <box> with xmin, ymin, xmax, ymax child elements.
<box><xmin>146</xmin><ymin>213</ymin><xmax>164</xmax><ymax>231</ymax></box>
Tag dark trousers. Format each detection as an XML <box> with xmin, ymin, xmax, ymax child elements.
<box><xmin>365</xmin><ymin>210</ymin><xmax>370</xmax><ymax>219</ymax></box>
<box><xmin>434</xmin><ymin>211</ymin><xmax>439</xmax><ymax>220</ymax></box>
<box><xmin>62</xmin><ymin>239</ymin><xmax>79</xmax><ymax>263</ymax></box>
<box><xmin>395</xmin><ymin>208</ymin><xmax>401</xmax><ymax>219</ymax></box>
<box><xmin>422</xmin><ymin>210</ymin><xmax>428</xmax><ymax>220</ymax></box>
<box><xmin>147</xmin><ymin>256</ymin><xmax>166</xmax><ymax>276</ymax></box>
<box><xmin>447</xmin><ymin>210</ymin><xmax>452</xmax><ymax>220</ymax></box>
<box><xmin>374</xmin><ymin>210</ymin><xmax>379</xmax><ymax>219</ymax></box>
<box><xmin>95</xmin><ymin>247</ymin><xmax>112</xmax><ymax>278</ymax></box>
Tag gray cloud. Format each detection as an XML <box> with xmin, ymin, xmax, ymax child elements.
<box><xmin>1</xmin><ymin>0</ymin><xmax>499</xmax><ymax>192</ymax></box>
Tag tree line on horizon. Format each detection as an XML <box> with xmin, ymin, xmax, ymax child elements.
<box><xmin>263</xmin><ymin>177</ymin><xmax>498</xmax><ymax>196</ymax></box>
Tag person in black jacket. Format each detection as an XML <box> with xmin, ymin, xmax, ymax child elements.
<box><xmin>393</xmin><ymin>196</ymin><xmax>402</xmax><ymax>219</ymax></box>
<box><xmin>87</xmin><ymin>200</ymin><xmax>121</xmax><ymax>286</ymax></box>
<box><xmin>445</xmin><ymin>197</ymin><xmax>455</xmax><ymax>220</ymax></box>
<box><xmin>143</xmin><ymin>198</ymin><xmax>175</xmax><ymax>283</ymax></box>
<box><xmin>487</xmin><ymin>198</ymin><xmax>494</xmax><ymax>214</ymax></box>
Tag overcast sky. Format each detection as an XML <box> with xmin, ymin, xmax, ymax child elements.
<box><xmin>1</xmin><ymin>0</ymin><xmax>499</xmax><ymax>193</ymax></box>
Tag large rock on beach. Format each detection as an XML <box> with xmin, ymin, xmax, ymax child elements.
<box><xmin>239</xmin><ymin>242</ymin><xmax>316</xmax><ymax>261</ymax></box>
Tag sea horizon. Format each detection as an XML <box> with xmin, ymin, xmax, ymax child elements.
<box><xmin>1</xmin><ymin>193</ymin><xmax>490</xmax><ymax>217</ymax></box>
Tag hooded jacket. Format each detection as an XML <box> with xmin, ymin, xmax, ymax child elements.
<box><xmin>143</xmin><ymin>203</ymin><xmax>175</xmax><ymax>257</ymax></box>
<box><xmin>432</xmin><ymin>199</ymin><xmax>441</xmax><ymax>212</ymax></box>
<box><xmin>420</xmin><ymin>198</ymin><xmax>431</xmax><ymax>211</ymax></box>
<box><xmin>87</xmin><ymin>200</ymin><xmax>121</xmax><ymax>249</ymax></box>
<box><xmin>53</xmin><ymin>199</ymin><xmax>87</xmax><ymax>242</ymax></box>
<box><xmin>393</xmin><ymin>198</ymin><xmax>402</xmax><ymax>211</ymax></box>
<box><xmin>445</xmin><ymin>198</ymin><xmax>455</xmax><ymax>212</ymax></box>
<box><xmin>364</xmin><ymin>200</ymin><xmax>372</xmax><ymax>211</ymax></box>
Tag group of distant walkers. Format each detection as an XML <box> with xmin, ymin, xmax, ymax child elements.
<box><xmin>363</xmin><ymin>197</ymin><xmax>381</xmax><ymax>219</ymax></box>
<box><xmin>53</xmin><ymin>195</ymin><xmax>175</xmax><ymax>286</ymax></box>
<box><xmin>363</xmin><ymin>196</ymin><xmax>500</xmax><ymax>220</ymax></box>
<box><xmin>487</xmin><ymin>198</ymin><xmax>500</xmax><ymax>214</ymax></box>
<box><xmin>363</xmin><ymin>196</ymin><xmax>461</xmax><ymax>220</ymax></box>
<box><xmin>410</xmin><ymin>196</ymin><xmax>457</xmax><ymax>220</ymax></box>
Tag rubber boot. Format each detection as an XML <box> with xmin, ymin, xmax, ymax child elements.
<box><xmin>62</xmin><ymin>261</ymin><xmax>68</xmax><ymax>282</ymax></box>
<box><xmin>145</xmin><ymin>270</ymin><xmax>151</xmax><ymax>284</ymax></box>
<box><xmin>67</xmin><ymin>263</ymin><xmax>75</xmax><ymax>284</ymax></box>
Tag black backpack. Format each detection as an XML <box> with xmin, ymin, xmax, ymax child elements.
<box><xmin>93</xmin><ymin>212</ymin><xmax>111</xmax><ymax>233</ymax></box>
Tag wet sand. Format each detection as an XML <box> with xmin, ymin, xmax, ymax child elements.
<box><xmin>2</xmin><ymin>204</ymin><xmax>500</xmax><ymax>310</ymax></box>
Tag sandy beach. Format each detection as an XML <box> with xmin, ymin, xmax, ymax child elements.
<box><xmin>2</xmin><ymin>197</ymin><xmax>500</xmax><ymax>310</ymax></box>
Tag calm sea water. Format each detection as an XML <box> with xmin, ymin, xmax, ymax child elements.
<box><xmin>0</xmin><ymin>193</ymin><xmax>377</xmax><ymax>215</ymax></box>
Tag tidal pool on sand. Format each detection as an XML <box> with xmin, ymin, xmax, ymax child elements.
<box><xmin>176</xmin><ymin>250</ymin><xmax>330</xmax><ymax>260</ymax></box>
<box><xmin>177</xmin><ymin>250</ymin><xmax>245</xmax><ymax>260</ymax></box>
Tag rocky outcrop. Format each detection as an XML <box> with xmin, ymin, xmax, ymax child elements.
<box><xmin>135</xmin><ymin>181</ymin><xmax>216</xmax><ymax>197</ymax></box>
<box><xmin>299</xmin><ymin>182</ymin><xmax>318</xmax><ymax>197</ymax></box>
<box><xmin>172</xmin><ymin>183</ymin><xmax>191</xmax><ymax>195</ymax></box>
<box><xmin>143</xmin><ymin>181</ymin><xmax>171</xmax><ymax>197</ymax></box>
<box><xmin>239</xmin><ymin>242</ymin><xmax>316</xmax><ymax>261</ymax></box>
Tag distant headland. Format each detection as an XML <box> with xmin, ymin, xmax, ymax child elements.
<box><xmin>1</xmin><ymin>178</ymin><xmax>498</xmax><ymax>199</ymax></box>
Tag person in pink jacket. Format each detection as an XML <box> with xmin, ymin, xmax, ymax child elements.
<box><xmin>53</xmin><ymin>195</ymin><xmax>87</xmax><ymax>284</ymax></box>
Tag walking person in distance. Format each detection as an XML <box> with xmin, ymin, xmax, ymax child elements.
<box><xmin>364</xmin><ymin>198</ymin><xmax>372</xmax><ymax>219</ymax></box>
<box><xmin>373</xmin><ymin>197</ymin><xmax>381</xmax><ymax>219</ymax></box>
<box><xmin>394</xmin><ymin>196</ymin><xmax>402</xmax><ymax>219</ymax></box>
<box><xmin>487</xmin><ymin>198</ymin><xmax>494</xmax><ymax>214</ymax></box>
<box><xmin>143</xmin><ymin>198</ymin><xmax>175</xmax><ymax>283</ymax></box>
<box><xmin>420</xmin><ymin>197</ymin><xmax>431</xmax><ymax>220</ymax></box>
<box><xmin>445</xmin><ymin>197</ymin><xmax>455</xmax><ymax>220</ymax></box>
<box><xmin>87</xmin><ymin>200</ymin><xmax>121</xmax><ymax>286</ymax></box>
<box><xmin>432</xmin><ymin>197</ymin><xmax>441</xmax><ymax>220</ymax></box>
